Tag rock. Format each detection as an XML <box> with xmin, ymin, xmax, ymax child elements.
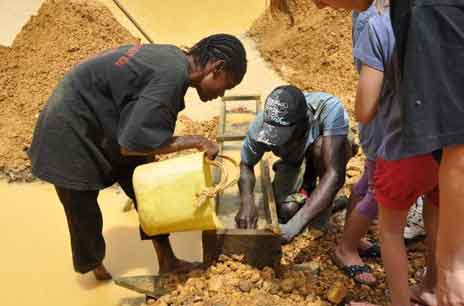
<box><xmin>280</xmin><ymin>278</ymin><xmax>295</xmax><ymax>293</ymax></box>
<box><xmin>295</xmin><ymin>261</ymin><xmax>321</xmax><ymax>275</ymax></box>
<box><xmin>261</xmin><ymin>267</ymin><xmax>275</xmax><ymax>281</ymax></box>
<box><xmin>208</xmin><ymin>276</ymin><xmax>223</xmax><ymax>292</ymax></box>
<box><xmin>298</xmin><ymin>283</ymin><xmax>313</xmax><ymax>296</ymax></box>
<box><xmin>327</xmin><ymin>282</ymin><xmax>348</xmax><ymax>304</ymax></box>
<box><xmin>294</xmin><ymin>274</ymin><xmax>306</xmax><ymax>289</ymax></box>
<box><xmin>269</xmin><ymin>282</ymin><xmax>280</xmax><ymax>295</ymax></box>
<box><xmin>239</xmin><ymin>280</ymin><xmax>252</xmax><ymax>292</ymax></box>
<box><xmin>308</xmin><ymin>229</ymin><xmax>324</xmax><ymax>240</ymax></box>
<box><xmin>250</xmin><ymin>271</ymin><xmax>261</xmax><ymax>283</ymax></box>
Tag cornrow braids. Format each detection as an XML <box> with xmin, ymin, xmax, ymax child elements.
<box><xmin>187</xmin><ymin>34</ymin><xmax>247</xmax><ymax>83</ymax></box>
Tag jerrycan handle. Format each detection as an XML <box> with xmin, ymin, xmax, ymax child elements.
<box><xmin>195</xmin><ymin>154</ymin><xmax>239</xmax><ymax>208</ymax></box>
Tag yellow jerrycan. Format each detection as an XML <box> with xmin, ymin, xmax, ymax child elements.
<box><xmin>133</xmin><ymin>153</ymin><xmax>237</xmax><ymax>236</ymax></box>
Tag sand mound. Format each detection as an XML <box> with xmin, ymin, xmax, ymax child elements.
<box><xmin>0</xmin><ymin>0</ymin><xmax>139</xmax><ymax>180</ymax></box>
<box><xmin>0</xmin><ymin>0</ymin><xmax>218</xmax><ymax>181</ymax></box>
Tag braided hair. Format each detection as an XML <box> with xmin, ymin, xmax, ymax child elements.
<box><xmin>187</xmin><ymin>34</ymin><xmax>247</xmax><ymax>84</ymax></box>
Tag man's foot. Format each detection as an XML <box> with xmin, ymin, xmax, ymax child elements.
<box><xmin>93</xmin><ymin>264</ymin><xmax>112</xmax><ymax>281</ymax></box>
<box><xmin>159</xmin><ymin>258</ymin><xmax>204</xmax><ymax>274</ymax></box>
<box><xmin>410</xmin><ymin>285</ymin><xmax>438</xmax><ymax>306</ymax></box>
<box><xmin>333</xmin><ymin>246</ymin><xmax>376</xmax><ymax>285</ymax></box>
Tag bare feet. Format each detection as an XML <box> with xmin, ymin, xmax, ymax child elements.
<box><xmin>411</xmin><ymin>285</ymin><xmax>437</xmax><ymax>306</ymax></box>
<box><xmin>334</xmin><ymin>245</ymin><xmax>376</xmax><ymax>285</ymax></box>
<box><xmin>93</xmin><ymin>264</ymin><xmax>112</xmax><ymax>281</ymax></box>
<box><xmin>159</xmin><ymin>258</ymin><xmax>204</xmax><ymax>274</ymax></box>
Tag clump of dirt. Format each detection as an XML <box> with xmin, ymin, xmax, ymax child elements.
<box><xmin>248</xmin><ymin>0</ymin><xmax>365</xmax><ymax>187</ymax></box>
<box><xmin>0</xmin><ymin>0</ymin><xmax>219</xmax><ymax>182</ymax></box>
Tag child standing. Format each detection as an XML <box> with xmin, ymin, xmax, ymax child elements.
<box><xmin>332</xmin><ymin>2</ymin><xmax>382</xmax><ymax>286</ymax></box>
<box><xmin>350</xmin><ymin>4</ymin><xmax>439</xmax><ymax>306</ymax></box>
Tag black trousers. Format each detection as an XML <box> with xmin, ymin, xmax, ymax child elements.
<box><xmin>54</xmin><ymin>168</ymin><xmax>167</xmax><ymax>273</ymax></box>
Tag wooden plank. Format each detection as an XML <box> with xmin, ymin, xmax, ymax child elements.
<box><xmin>256</xmin><ymin>96</ymin><xmax>262</xmax><ymax>113</ymax></box>
<box><xmin>202</xmin><ymin>230</ymin><xmax>282</xmax><ymax>269</ymax></box>
<box><xmin>216</xmin><ymin>135</ymin><xmax>246</xmax><ymax>142</ymax></box>
<box><xmin>260</xmin><ymin>158</ymin><xmax>280</xmax><ymax>234</ymax></box>
<box><xmin>221</xmin><ymin>95</ymin><xmax>261</xmax><ymax>102</ymax></box>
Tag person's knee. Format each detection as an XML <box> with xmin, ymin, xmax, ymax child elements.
<box><xmin>278</xmin><ymin>202</ymin><xmax>300</xmax><ymax>223</ymax></box>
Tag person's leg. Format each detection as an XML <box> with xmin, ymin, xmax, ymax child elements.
<box><xmin>346</xmin><ymin>162</ymin><xmax>368</xmax><ymax>220</ymax></box>
<box><xmin>411</xmin><ymin>193</ymin><xmax>438</xmax><ymax>306</ymax></box>
<box><xmin>351</xmin><ymin>159</ymin><xmax>378</xmax><ymax>251</ymax></box>
<box><xmin>272</xmin><ymin>160</ymin><xmax>305</xmax><ymax>223</ymax></box>
<box><xmin>378</xmin><ymin>205</ymin><xmax>411</xmax><ymax>306</ymax></box>
<box><xmin>54</xmin><ymin>186</ymin><xmax>111</xmax><ymax>280</ymax></box>
<box><xmin>437</xmin><ymin>145</ymin><xmax>464</xmax><ymax>306</ymax></box>
<box><xmin>335</xmin><ymin>159</ymin><xmax>377</xmax><ymax>284</ymax></box>
<box><xmin>117</xmin><ymin>169</ymin><xmax>202</xmax><ymax>274</ymax></box>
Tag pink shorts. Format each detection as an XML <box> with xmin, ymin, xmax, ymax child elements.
<box><xmin>374</xmin><ymin>154</ymin><xmax>439</xmax><ymax>210</ymax></box>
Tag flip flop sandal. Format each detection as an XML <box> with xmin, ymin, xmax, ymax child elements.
<box><xmin>331</xmin><ymin>252</ymin><xmax>376</xmax><ymax>286</ymax></box>
<box><xmin>358</xmin><ymin>244</ymin><xmax>381</xmax><ymax>259</ymax></box>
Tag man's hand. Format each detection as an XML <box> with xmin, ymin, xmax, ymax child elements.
<box><xmin>235</xmin><ymin>203</ymin><xmax>258</xmax><ymax>229</ymax></box>
<box><xmin>198</xmin><ymin>138</ymin><xmax>219</xmax><ymax>160</ymax></box>
<box><xmin>279</xmin><ymin>223</ymin><xmax>297</xmax><ymax>244</ymax></box>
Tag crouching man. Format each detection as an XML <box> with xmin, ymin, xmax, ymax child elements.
<box><xmin>236</xmin><ymin>85</ymin><xmax>353</xmax><ymax>242</ymax></box>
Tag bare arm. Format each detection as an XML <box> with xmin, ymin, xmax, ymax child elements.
<box><xmin>236</xmin><ymin>161</ymin><xmax>258</xmax><ymax>229</ymax></box>
<box><xmin>280</xmin><ymin>135</ymin><xmax>348</xmax><ymax>242</ymax></box>
<box><xmin>120</xmin><ymin>135</ymin><xmax>219</xmax><ymax>160</ymax></box>
<box><xmin>355</xmin><ymin>64</ymin><xmax>384</xmax><ymax>124</ymax></box>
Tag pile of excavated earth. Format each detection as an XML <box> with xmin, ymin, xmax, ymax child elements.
<box><xmin>2</xmin><ymin>1</ymin><xmax>425</xmax><ymax>305</ymax></box>
<box><xmin>0</xmin><ymin>0</ymin><xmax>217</xmax><ymax>181</ymax></box>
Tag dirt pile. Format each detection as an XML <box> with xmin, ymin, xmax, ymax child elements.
<box><xmin>248</xmin><ymin>0</ymin><xmax>365</xmax><ymax>186</ymax></box>
<box><xmin>142</xmin><ymin>216</ymin><xmax>427</xmax><ymax>306</ymax></box>
<box><xmin>0</xmin><ymin>0</ymin><xmax>219</xmax><ymax>182</ymax></box>
<box><xmin>0</xmin><ymin>0</ymin><xmax>138</xmax><ymax>180</ymax></box>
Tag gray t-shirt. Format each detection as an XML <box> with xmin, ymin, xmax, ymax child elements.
<box><xmin>353</xmin><ymin>8</ymin><xmax>402</xmax><ymax>160</ymax></box>
<box><xmin>241</xmin><ymin>92</ymin><xmax>349</xmax><ymax>167</ymax></box>
<box><xmin>28</xmin><ymin>44</ymin><xmax>189</xmax><ymax>190</ymax></box>
<box><xmin>352</xmin><ymin>4</ymin><xmax>384</xmax><ymax>160</ymax></box>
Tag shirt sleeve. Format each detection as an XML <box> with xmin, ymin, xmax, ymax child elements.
<box><xmin>353</xmin><ymin>17</ymin><xmax>386</xmax><ymax>72</ymax></box>
<box><xmin>240</xmin><ymin>116</ymin><xmax>267</xmax><ymax>166</ymax></box>
<box><xmin>320</xmin><ymin>97</ymin><xmax>349</xmax><ymax>136</ymax></box>
<box><xmin>240</xmin><ymin>135</ymin><xmax>266</xmax><ymax>167</ymax></box>
<box><xmin>117</xmin><ymin>73</ymin><xmax>186</xmax><ymax>152</ymax></box>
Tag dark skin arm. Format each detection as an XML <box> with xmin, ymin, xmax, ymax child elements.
<box><xmin>236</xmin><ymin>161</ymin><xmax>259</xmax><ymax>229</ymax></box>
<box><xmin>280</xmin><ymin>135</ymin><xmax>348</xmax><ymax>242</ymax></box>
<box><xmin>120</xmin><ymin>135</ymin><xmax>219</xmax><ymax>160</ymax></box>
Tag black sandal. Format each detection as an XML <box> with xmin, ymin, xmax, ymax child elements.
<box><xmin>331</xmin><ymin>252</ymin><xmax>376</xmax><ymax>285</ymax></box>
<box><xmin>358</xmin><ymin>244</ymin><xmax>381</xmax><ymax>259</ymax></box>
